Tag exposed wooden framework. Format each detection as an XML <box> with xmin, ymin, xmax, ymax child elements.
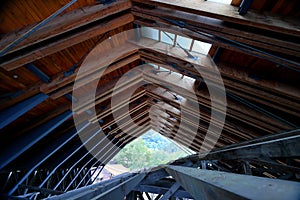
<box><xmin>0</xmin><ymin>0</ymin><xmax>299</xmax><ymax>199</ymax></box>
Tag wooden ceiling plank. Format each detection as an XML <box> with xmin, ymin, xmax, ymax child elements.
<box><xmin>41</xmin><ymin>50</ymin><xmax>140</xmax><ymax>98</ymax></box>
<box><xmin>132</xmin><ymin>7</ymin><xmax>300</xmax><ymax>57</ymax></box>
<box><xmin>0</xmin><ymin>13</ymin><xmax>134</xmax><ymax>71</ymax></box>
<box><xmin>136</xmin><ymin>19</ymin><xmax>300</xmax><ymax>72</ymax></box>
<box><xmin>141</xmin><ymin>53</ymin><xmax>300</xmax><ymax>118</ymax></box>
<box><xmin>132</xmin><ymin>0</ymin><xmax>300</xmax><ymax>36</ymax></box>
<box><xmin>142</xmin><ymin>64</ymin><xmax>291</xmax><ymax>131</ymax></box>
<box><xmin>135</xmin><ymin>38</ymin><xmax>300</xmax><ymax>105</ymax></box>
<box><xmin>0</xmin><ymin>0</ymin><xmax>132</xmax><ymax>54</ymax></box>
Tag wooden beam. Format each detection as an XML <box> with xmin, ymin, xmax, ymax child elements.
<box><xmin>147</xmin><ymin>88</ymin><xmax>255</xmax><ymax>139</ymax></box>
<box><xmin>140</xmin><ymin>48</ymin><xmax>300</xmax><ymax>117</ymax></box>
<box><xmin>148</xmin><ymin>99</ymin><xmax>247</xmax><ymax>144</ymax></box>
<box><xmin>165</xmin><ymin>165</ymin><xmax>300</xmax><ymax>200</ymax></box>
<box><xmin>132</xmin><ymin>6</ymin><xmax>300</xmax><ymax>57</ymax></box>
<box><xmin>0</xmin><ymin>13</ymin><xmax>134</xmax><ymax>71</ymax></box>
<box><xmin>173</xmin><ymin>129</ymin><xmax>300</xmax><ymax>165</ymax></box>
<box><xmin>140</xmin><ymin>63</ymin><xmax>292</xmax><ymax>131</ymax></box>
<box><xmin>132</xmin><ymin>0</ymin><xmax>300</xmax><ymax>36</ymax></box>
<box><xmin>133</xmin><ymin>38</ymin><xmax>300</xmax><ymax>110</ymax></box>
<box><xmin>142</xmin><ymin>55</ymin><xmax>300</xmax><ymax>122</ymax></box>
<box><xmin>42</xmin><ymin>52</ymin><xmax>140</xmax><ymax>99</ymax></box>
<box><xmin>73</xmin><ymin>70</ymin><xmax>143</xmax><ymax>114</ymax></box>
<box><xmin>0</xmin><ymin>0</ymin><xmax>132</xmax><ymax>55</ymax></box>
<box><xmin>135</xmin><ymin>19</ymin><xmax>300</xmax><ymax>71</ymax></box>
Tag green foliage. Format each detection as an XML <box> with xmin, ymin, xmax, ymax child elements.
<box><xmin>113</xmin><ymin>138</ymin><xmax>153</xmax><ymax>170</ymax></box>
<box><xmin>111</xmin><ymin>130</ymin><xmax>188</xmax><ymax>170</ymax></box>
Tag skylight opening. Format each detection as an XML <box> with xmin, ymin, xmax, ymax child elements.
<box><xmin>192</xmin><ymin>40</ymin><xmax>212</xmax><ymax>55</ymax></box>
<box><xmin>158</xmin><ymin>65</ymin><xmax>196</xmax><ymax>83</ymax></box>
<box><xmin>177</xmin><ymin>35</ymin><xmax>192</xmax><ymax>50</ymax></box>
<box><xmin>141</xmin><ymin>26</ymin><xmax>159</xmax><ymax>40</ymax></box>
<box><xmin>140</xmin><ymin>26</ymin><xmax>212</xmax><ymax>56</ymax></box>
<box><xmin>161</xmin><ymin>31</ymin><xmax>175</xmax><ymax>45</ymax></box>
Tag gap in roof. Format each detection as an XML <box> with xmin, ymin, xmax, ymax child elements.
<box><xmin>207</xmin><ymin>0</ymin><xmax>232</xmax><ymax>4</ymax></box>
<box><xmin>109</xmin><ymin>129</ymin><xmax>193</xmax><ymax>172</ymax></box>
<box><xmin>141</xmin><ymin>26</ymin><xmax>212</xmax><ymax>55</ymax></box>
<box><xmin>148</xmin><ymin>62</ymin><xmax>197</xmax><ymax>83</ymax></box>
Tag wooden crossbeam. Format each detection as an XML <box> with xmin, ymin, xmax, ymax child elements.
<box><xmin>140</xmin><ymin>63</ymin><xmax>292</xmax><ymax>131</ymax></box>
<box><xmin>132</xmin><ymin>6</ymin><xmax>300</xmax><ymax>58</ymax></box>
<box><xmin>165</xmin><ymin>165</ymin><xmax>300</xmax><ymax>200</ymax></box>
<box><xmin>42</xmin><ymin>51</ymin><xmax>140</xmax><ymax>99</ymax></box>
<box><xmin>172</xmin><ymin>129</ymin><xmax>300</xmax><ymax>165</ymax></box>
<box><xmin>135</xmin><ymin>19</ymin><xmax>300</xmax><ymax>71</ymax></box>
<box><xmin>132</xmin><ymin>0</ymin><xmax>300</xmax><ymax>36</ymax></box>
<box><xmin>0</xmin><ymin>13</ymin><xmax>134</xmax><ymax>71</ymax></box>
<box><xmin>0</xmin><ymin>0</ymin><xmax>132</xmax><ymax>55</ymax></box>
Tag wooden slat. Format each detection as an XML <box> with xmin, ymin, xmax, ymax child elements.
<box><xmin>142</xmin><ymin>50</ymin><xmax>300</xmax><ymax>112</ymax></box>
<box><xmin>0</xmin><ymin>0</ymin><xmax>132</xmax><ymax>54</ymax></box>
<box><xmin>132</xmin><ymin>6</ymin><xmax>300</xmax><ymax>57</ymax></box>
<box><xmin>0</xmin><ymin>13</ymin><xmax>135</xmax><ymax>71</ymax></box>
<box><xmin>142</xmin><ymin>64</ymin><xmax>291</xmax><ymax>132</ymax></box>
<box><xmin>133</xmin><ymin>38</ymin><xmax>300</xmax><ymax>101</ymax></box>
<box><xmin>0</xmin><ymin>0</ymin><xmax>95</xmax><ymax>34</ymax></box>
<box><xmin>147</xmin><ymin>89</ymin><xmax>258</xmax><ymax>140</ymax></box>
<box><xmin>41</xmin><ymin>52</ymin><xmax>140</xmax><ymax>99</ymax></box>
<box><xmin>132</xmin><ymin>0</ymin><xmax>300</xmax><ymax>36</ymax></box>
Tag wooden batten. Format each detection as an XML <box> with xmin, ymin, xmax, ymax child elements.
<box><xmin>0</xmin><ymin>0</ymin><xmax>132</xmax><ymax>54</ymax></box>
<box><xmin>0</xmin><ymin>13</ymin><xmax>135</xmax><ymax>71</ymax></box>
<box><xmin>132</xmin><ymin>0</ymin><xmax>300</xmax><ymax>36</ymax></box>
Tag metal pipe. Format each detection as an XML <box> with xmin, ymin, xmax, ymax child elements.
<box><xmin>45</xmin><ymin>140</ymin><xmax>120</xmax><ymax>198</ymax></box>
<box><xmin>79</xmin><ymin>164</ymin><xmax>104</xmax><ymax>187</ymax></box>
<box><xmin>88</xmin><ymin>166</ymin><xmax>105</xmax><ymax>185</ymax></box>
<box><xmin>75</xmin><ymin>164</ymin><xmax>103</xmax><ymax>188</ymax></box>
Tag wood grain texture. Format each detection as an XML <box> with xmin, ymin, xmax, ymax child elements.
<box><xmin>0</xmin><ymin>13</ymin><xmax>134</xmax><ymax>71</ymax></box>
<box><xmin>132</xmin><ymin>0</ymin><xmax>300</xmax><ymax>36</ymax></box>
